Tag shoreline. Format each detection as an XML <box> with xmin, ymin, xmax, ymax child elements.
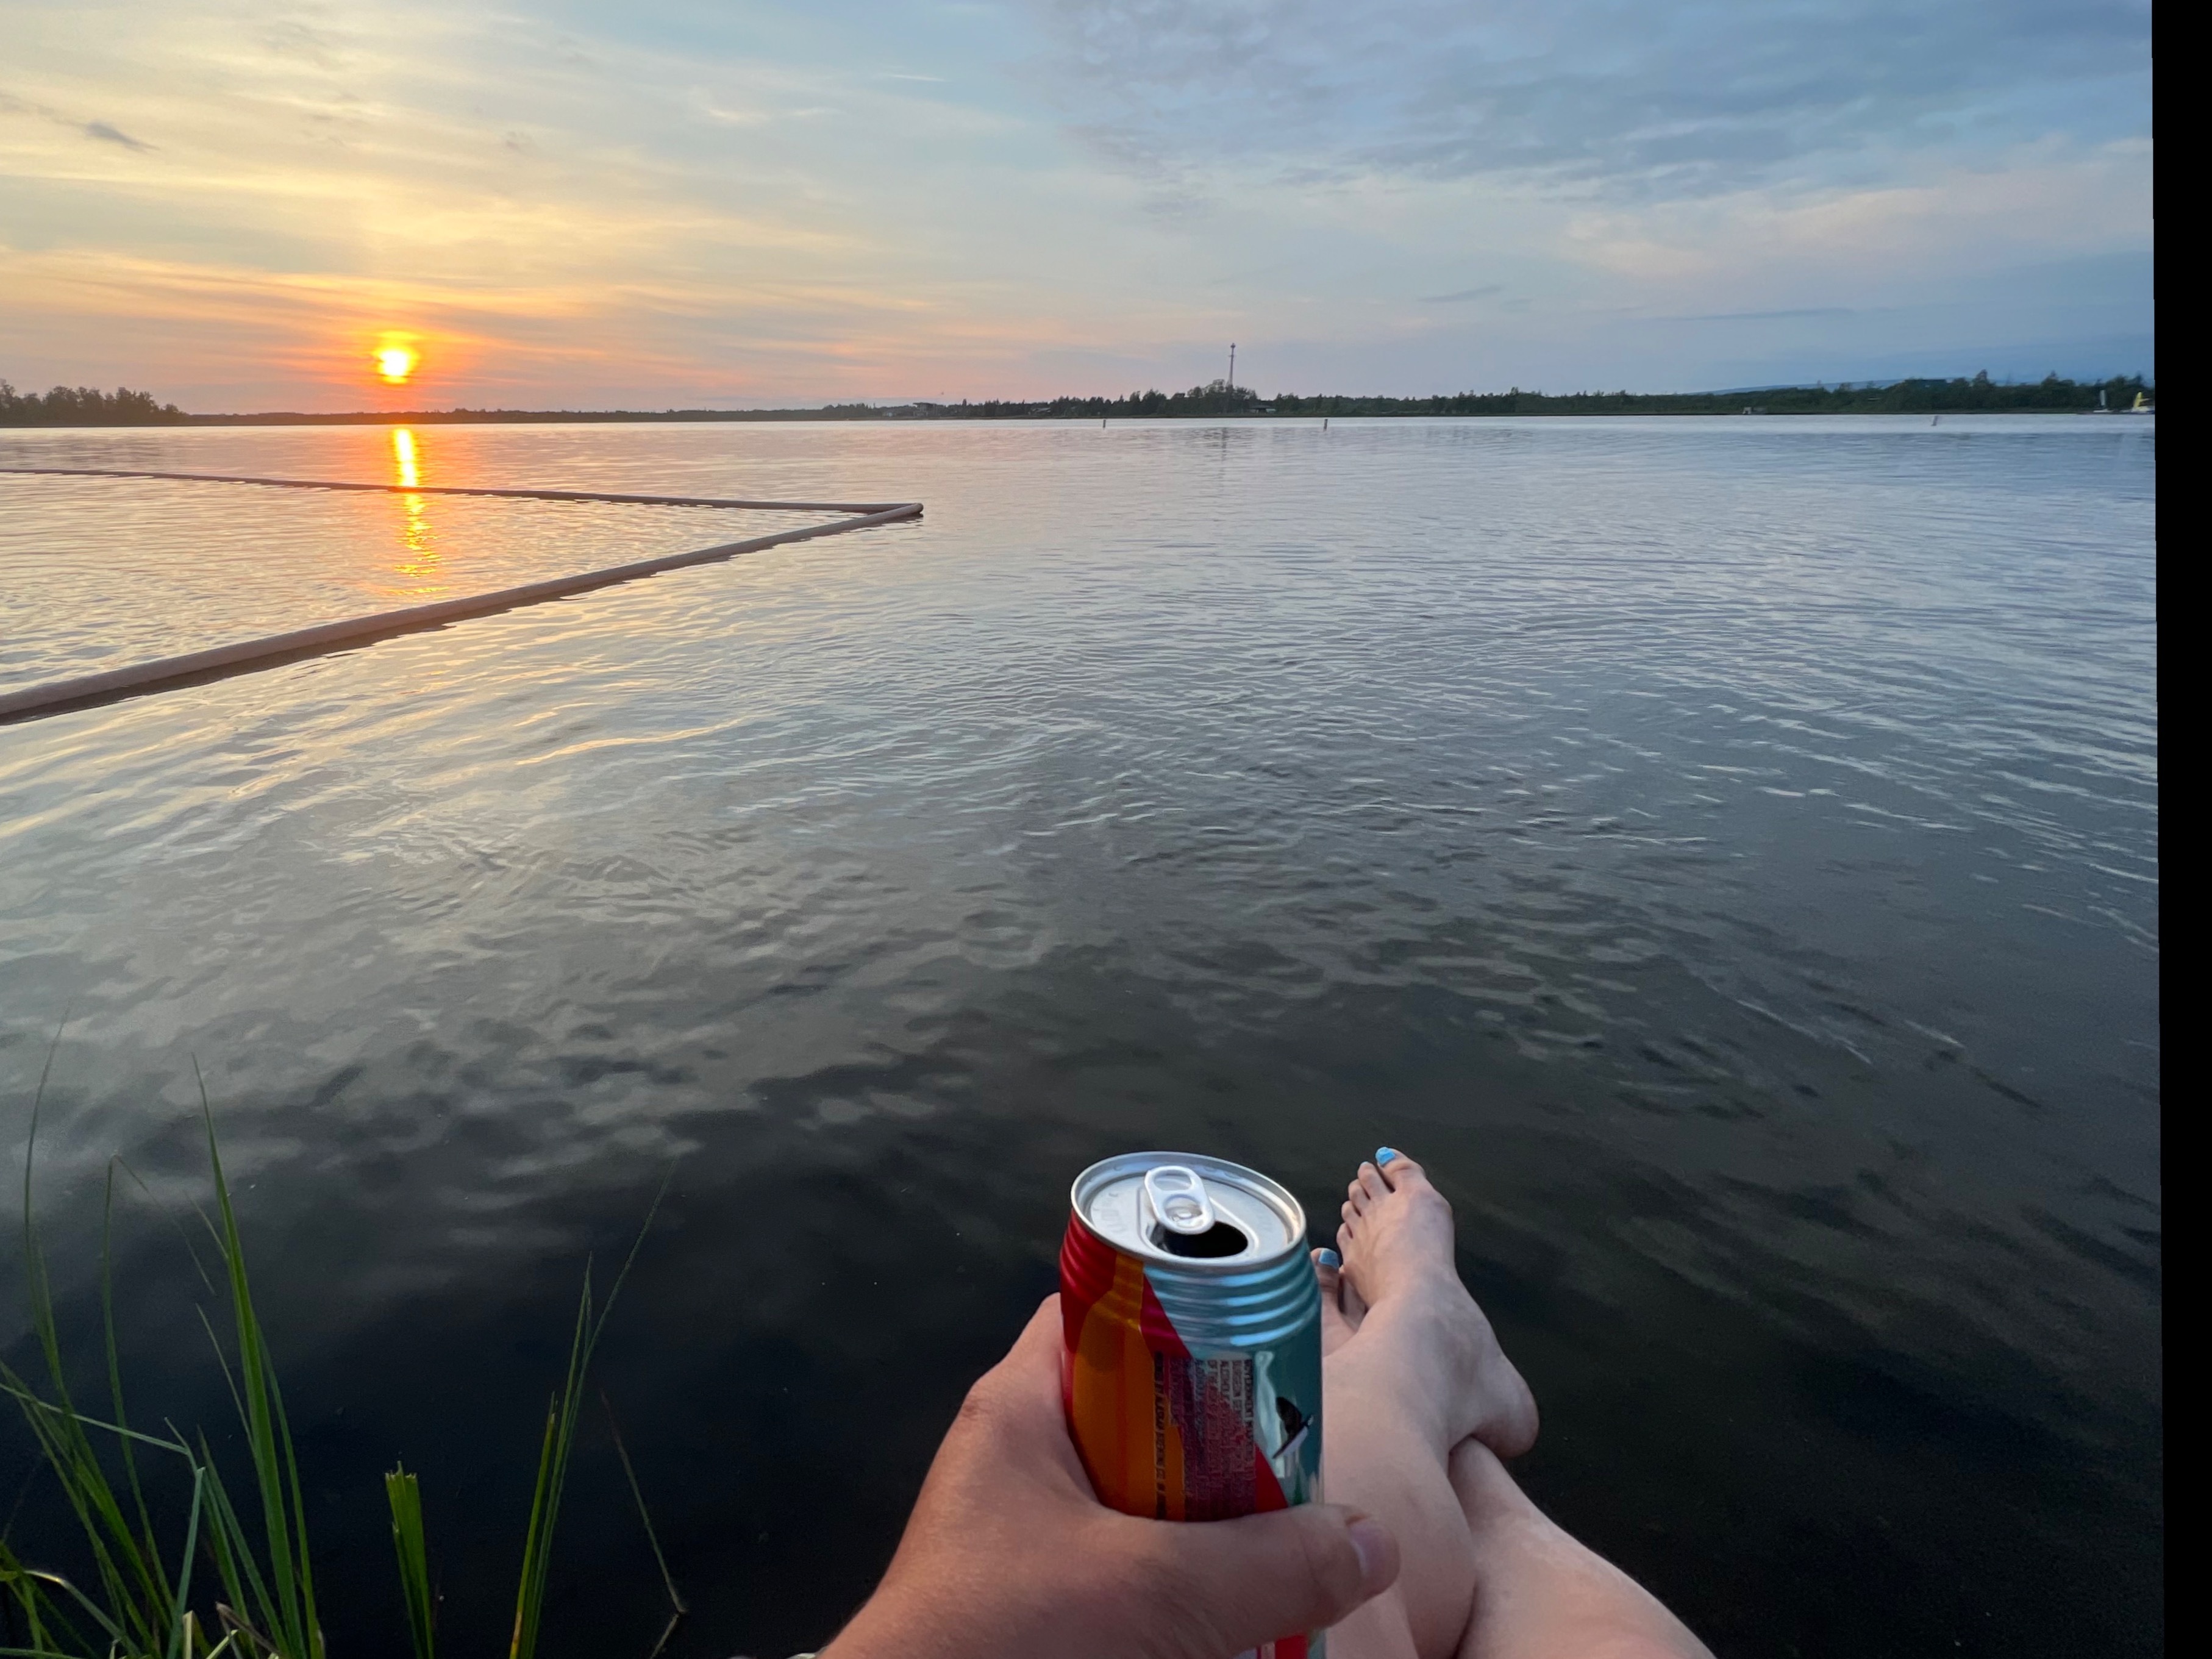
<box><xmin>1</xmin><ymin>407</ymin><xmax>2160</xmax><ymax>430</ymax></box>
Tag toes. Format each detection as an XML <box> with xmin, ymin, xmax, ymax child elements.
<box><xmin>1346</xmin><ymin>1176</ymin><xmax>1371</xmax><ymax>1215</ymax></box>
<box><xmin>1338</xmin><ymin>1267</ymin><xmax>1369</xmax><ymax>1324</ymax></box>
<box><xmin>1340</xmin><ymin>1199</ymin><xmax>1358</xmax><ymax>1233</ymax></box>
<box><xmin>1313</xmin><ymin>1248</ymin><xmax>1357</xmax><ymax>1355</ymax></box>
<box><xmin>1485</xmin><ymin>1395</ymin><xmax>1541</xmax><ymax>1460</ymax></box>
<box><xmin>1374</xmin><ymin>1147</ymin><xmax>1427</xmax><ymax>1191</ymax></box>
<box><xmin>1355</xmin><ymin>1161</ymin><xmax>1391</xmax><ymax>1204</ymax></box>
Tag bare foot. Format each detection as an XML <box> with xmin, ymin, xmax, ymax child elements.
<box><xmin>1311</xmin><ymin>1247</ymin><xmax>1366</xmax><ymax>1357</ymax></box>
<box><xmin>1335</xmin><ymin>1147</ymin><xmax>1538</xmax><ymax>1458</ymax></box>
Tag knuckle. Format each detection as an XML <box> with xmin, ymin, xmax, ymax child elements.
<box><xmin>1304</xmin><ymin>1516</ymin><xmax>1360</xmax><ymax>1599</ymax></box>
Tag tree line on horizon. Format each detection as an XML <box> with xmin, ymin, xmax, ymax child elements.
<box><xmin>1</xmin><ymin>380</ymin><xmax>190</xmax><ymax>425</ymax></box>
<box><xmin>926</xmin><ymin>371</ymin><xmax>2153</xmax><ymax>419</ymax></box>
<box><xmin>2</xmin><ymin>371</ymin><xmax>2155</xmax><ymax>426</ymax></box>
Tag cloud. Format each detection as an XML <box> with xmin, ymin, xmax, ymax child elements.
<box><xmin>0</xmin><ymin>91</ymin><xmax>154</xmax><ymax>151</ymax></box>
<box><xmin>0</xmin><ymin>2</ymin><xmax>2156</xmax><ymax>405</ymax></box>
<box><xmin>82</xmin><ymin>120</ymin><xmax>152</xmax><ymax>150</ymax></box>
<box><xmin>1027</xmin><ymin>0</ymin><xmax>2152</xmax><ymax>198</ymax></box>
<box><xmin>1665</xmin><ymin>308</ymin><xmax>1855</xmax><ymax>323</ymax></box>
<box><xmin>1559</xmin><ymin>143</ymin><xmax>2152</xmax><ymax>284</ymax></box>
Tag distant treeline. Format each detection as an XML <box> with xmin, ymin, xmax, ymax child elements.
<box><xmin>924</xmin><ymin>372</ymin><xmax>2155</xmax><ymax>419</ymax></box>
<box><xmin>178</xmin><ymin>404</ymin><xmax>907</xmax><ymax>426</ymax></box>
<box><xmin>1</xmin><ymin>372</ymin><xmax>2154</xmax><ymax>426</ymax></box>
<box><xmin>0</xmin><ymin>381</ymin><xmax>188</xmax><ymax>424</ymax></box>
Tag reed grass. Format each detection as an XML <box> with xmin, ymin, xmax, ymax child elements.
<box><xmin>4</xmin><ymin>1049</ymin><xmax>681</xmax><ymax>1657</ymax></box>
<box><xmin>383</xmin><ymin>1469</ymin><xmax>433</xmax><ymax>1659</ymax></box>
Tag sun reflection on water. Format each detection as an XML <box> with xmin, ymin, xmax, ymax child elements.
<box><xmin>390</xmin><ymin>427</ymin><xmax>439</xmax><ymax>588</ymax></box>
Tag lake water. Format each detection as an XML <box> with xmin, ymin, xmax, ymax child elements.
<box><xmin>0</xmin><ymin>417</ymin><xmax>2160</xmax><ymax>1656</ymax></box>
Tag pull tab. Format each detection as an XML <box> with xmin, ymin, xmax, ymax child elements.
<box><xmin>1144</xmin><ymin>1165</ymin><xmax>1215</xmax><ymax>1235</ymax></box>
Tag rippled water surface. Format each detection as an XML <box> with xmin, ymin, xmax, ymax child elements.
<box><xmin>0</xmin><ymin>449</ymin><xmax>835</xmax><ymax>690</ymax></box>
<box><xmin>0</xmin><ymin>418</ymin><xmax>2159</xmax><ymax>1656</ymax></box>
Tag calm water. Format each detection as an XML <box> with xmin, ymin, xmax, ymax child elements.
<box><xmin>0</xmin><ymin>418</ymin><xmax>2159</xmax><ymax>1656</ymax></box>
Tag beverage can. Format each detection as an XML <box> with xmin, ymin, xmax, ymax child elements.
<box><xmin>1060</xmin><ymin>1151</ymin><xmax>1325</xmax><ymax>1657</ymax></box>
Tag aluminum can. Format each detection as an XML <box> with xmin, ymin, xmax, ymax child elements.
<box><xmin>1060</xmin><ymin>1152</ymin><xmax>1325</xmax><ymax>1658</ymax></box>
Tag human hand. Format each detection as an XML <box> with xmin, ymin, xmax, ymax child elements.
<box><xmin>821</xmin><ymin>1295</ymin><xmax>1399</xmax><ymax>1659</ymax></box>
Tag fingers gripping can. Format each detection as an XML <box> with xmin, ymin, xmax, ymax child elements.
<box><xmin>1061</xmin><ymin>1152</ymin><xmax>1325</xmax><ymax>1658</ymax></box>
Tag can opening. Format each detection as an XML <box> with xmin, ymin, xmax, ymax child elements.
<box><xmin>1077</xmin><ymin>1153</ymin><xmax>1306</xmax><ymax>1269</ymax></box>
<box><xmin>1151</xmin><ymin>1218</ymin><xmax>1250</xmax><ymax>1258</ymax></box>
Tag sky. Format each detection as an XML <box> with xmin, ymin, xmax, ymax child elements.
<box><xmin>0</xmin><ymin>0</ymin><xmax>2153</xmax><ymax>409</ymax></box>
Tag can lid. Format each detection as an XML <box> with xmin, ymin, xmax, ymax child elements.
<box><xmin>1071</xmin><ymin>1152</ymin><xmax>1306</xmax><ymax>1269</ymax></box>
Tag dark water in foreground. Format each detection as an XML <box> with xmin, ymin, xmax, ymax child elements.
<box><xmin>0</xmin><ymin>418</ymin><xmax>2159</xmax><ymax>1655</ymax></box>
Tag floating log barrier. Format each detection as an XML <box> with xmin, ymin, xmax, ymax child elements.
<box><xmin>0</xmin><ymin>466</ymin><xmax>921</xmax><ymax>725</ymax></box>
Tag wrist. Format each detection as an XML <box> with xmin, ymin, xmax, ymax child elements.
<box><xmin>818</xmin><ymin>1573</ymin><xmax>972</xmax><ymax>1659</ymax></box>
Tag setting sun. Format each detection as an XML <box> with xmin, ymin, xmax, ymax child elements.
<box><xmin>375</xmin><ymin>344</ymin><xmax>419</xmax><ymax>385</ymax></box>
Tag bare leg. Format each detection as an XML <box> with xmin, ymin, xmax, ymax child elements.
<box><xmin>1449</xmin><ymin>1439</ymin><xmax>1712</xmax><ymax>1659</ymax></box>
<box><xmin>1317</xmin><ymin>1151</ymin><xmax>1539</xmax><ymax>1659</ymax></box>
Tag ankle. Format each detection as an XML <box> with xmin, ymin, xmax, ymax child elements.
<box><xmin>1448</xmin><ymin>1438</ymin><xmax>1543</xmax><ymax>1533</ymax></box>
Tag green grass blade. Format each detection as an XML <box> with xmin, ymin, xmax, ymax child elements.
<box><xmin>11</xmin><ymin>1047</ymin><xmax>181</xmax><ymax>1651</ymax></box>
<box><xmin>384</xmin><ymin>1467</ymin><xmax>436</xmax><ymax>1659</ymax></box>
<box><xmin>506</xmin><ymin>1291</ymin><xmax>586</xmax><ymax>1659</ymax></box>
<box><xmin>191</xmin><ymin>1452</ymin><xmax>263</xmax><ymax>1648</ymax></box>
<box><xmin>168</xmin><ymin>1464</ymin><xmax>205</xmax><ymax>1659</ymax></box>
<box><xmin>601</xmin><ymin>1393</ymin><xmax>685</xmax><ymax>1621</ymax></box>
<box><xmin>102</xmin><ymin>1163</ymin><xmax>166</xmax><ymax>1589</ymax></box>
<box><xmin>506</xmin><ymin>1394</ymin><xmax>562</xmax><ymax>1659</ymax></box>
<box><xmin>0</xmin><ymin>1562</ymin><xmax>127</xmax><ymax>1647</ymax></box>
<box><xmin>195</xmin><ymin>1433</ymin><xmax>290</xmax><ymax>1654</ymax></box>
<box><xmin>112</xmin><ymin>1158</ymin><xmax>220</xmax><ymax>1304</ymax></box>
<box><xmin>14</xmin><ymin>1057</ymin><xmax>674</xmax><ymax>1659</ymax></box>
<box><xmin>195</xmin><ymin>1065</ymin><xmax>321</xmax><ymax>1659</ymax></box>
<box><xmin>1</xmin><ymin>1537</ymin><xmax>95</xmax><ymax>1656</ymax></box>
<box><xmin>0</xmin><ymin>1385</ymin><xmax>197</xmax><ymax>1460</ymax></box>
<box><xmin>0</xmin><ymin>1385</ymin><xmax>151</xmax><ymax>1636</ymax></box>
<box><xmin>507</xmin><ymin>1176</ymin><xmax>669</xmax><ymax>1659</ymax></box>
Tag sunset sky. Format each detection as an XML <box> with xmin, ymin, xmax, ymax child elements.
<box><xmin>1</xmin><ymin>1</ymin><xmax>2153</xmax><ymax>410</ymax></box>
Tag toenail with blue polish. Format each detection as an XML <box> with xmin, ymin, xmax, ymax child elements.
<box><xmin>1376</xmin><ymin>1146</ymin><xmax>1399</xmax><ymax>1164</ymax></box>
<box><xmin>1316</xmin><ymin>1247</ymin><xmax>1341</xmax><ymax>1268</ymax></box>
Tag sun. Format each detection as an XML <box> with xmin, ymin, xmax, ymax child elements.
<box><xmin>375</xmin><ymin>342</ymin><xmax>420</xmax><ymax>385</ymax></box>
